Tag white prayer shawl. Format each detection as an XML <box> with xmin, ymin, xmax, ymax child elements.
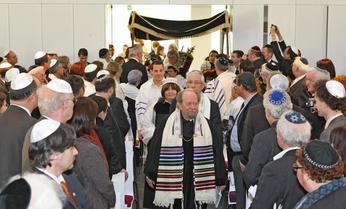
<box><xmin>153</xmin><ymin>110</ymin><xmax>216</xmax><ymax>208</ymax></box>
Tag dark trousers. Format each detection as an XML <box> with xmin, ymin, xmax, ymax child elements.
<box><xmin>232</xmin><ymin>155</ymin><xmax>246</xmax><ymax>209</ymax></box>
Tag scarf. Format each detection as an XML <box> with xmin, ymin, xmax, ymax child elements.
<box><xmin>294</xmin><ymin>177</ymin><xmax>346</xmax><ymax>209</ymax></box>
<box><xmin>153</xmin><ymin>110</ymin><xmax>216</xmax><ymax>208</ymax></box>
<box><xmin>84</xmin><ymin>130</ymin><xmax>109</xmax><ymax>172</ymax></box>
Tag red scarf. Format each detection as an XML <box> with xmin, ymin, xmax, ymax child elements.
<box><xmin>84</xmin><ymin>129</ymin><xmax>109</xmax><ymax>172</ymax></box>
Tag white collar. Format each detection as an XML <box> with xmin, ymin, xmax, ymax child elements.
<box><xmin>273</xmin><ymin>147</ymin><xmax>300</xmax><ymax>161</ymax></box>
<box><xmin>36</xmin><ymin>167</ymin><xmax>65</xmax><ymax>184</ymax></box>
<box><xmin>290</xmin><ymin>74</ymin><xmax>305</xmax><ymax>87</ymax></box>
<box><xmin>11</xmin><ymin>104</ymin><xmax>31</xmax><ymax>116</ymax></box>
<box><xmin>325</xmin><ymin>112</ymin><xmax>344</xmax><ymax>129</ymax></box>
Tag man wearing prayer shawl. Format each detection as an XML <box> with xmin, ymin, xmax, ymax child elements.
<box><xmin>144</xmin><ymin>89</ymin><xmax>226</xmax><ymax>209</ymax></box>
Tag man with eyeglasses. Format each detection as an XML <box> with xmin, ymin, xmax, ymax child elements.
<box><xmin>249</xmin><ymin>111</ymin><xmax>311</xmax><ymax>209</ymax></box>
<box><xmin>293</xmin><ymin>140</ymin><xmax>346</xmax><ymax>209</ymax></box>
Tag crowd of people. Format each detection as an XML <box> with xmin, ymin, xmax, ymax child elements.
<box><xmin>0</xmin><ymin>24</ymin><xmax>345</xmax><ymax>209</ymax></box>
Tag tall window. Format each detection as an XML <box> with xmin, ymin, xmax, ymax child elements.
<box><xmin>106</xmin><ymin>5</ymin><xmax>191</xmax><ymax>56</ymax></box>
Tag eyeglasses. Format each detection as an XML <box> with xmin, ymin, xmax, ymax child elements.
<box><xmin>292</xmin><ymin>163</ymin><xmax>304</xmax><ymax>172</ymax></box>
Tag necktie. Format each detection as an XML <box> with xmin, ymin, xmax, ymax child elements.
<box><xmin>60</xmin><ymin>181</ymin><xmax>78</xmax><ymax>209</ymax></box>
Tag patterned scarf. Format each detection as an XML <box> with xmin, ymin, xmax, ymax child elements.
<box><xmin>153</xmin><ymin>110</ymin><xmax>216</xmax><ymax>208</ymax></box>
<box><xmin>294</xmin><ymin>177</ymin><xmax>346</xmax><ymax>209</ymax></box>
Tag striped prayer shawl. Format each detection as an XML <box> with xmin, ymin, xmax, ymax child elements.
<box><xmin>153</xmin><ymin>110</ymin><xmax>216</xmax><ymax>208</ymax></box>
<box><xmin>205</xmin><ymin>78</ymin><xmax>227</xmax><ymax>119</ymax></box>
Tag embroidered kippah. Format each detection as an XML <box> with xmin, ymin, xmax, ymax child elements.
<box><xmin>268</xmin><ymin>89</ymin><xmax>286</xmax><ymax>105</ymax></box>
<box><xmin>285</xmin><ymin>111</ymin><xmax>306</xmax><ymax>124</ymax></box>
<box><xmin>303</xmin><ymin>140</ymin><xmax>339</xmax><ymax>169</ymax></box>
<box><xmin>217</xmin><ymin>56</ymin><xmax>229</xmax><ymax>66</ymax></box>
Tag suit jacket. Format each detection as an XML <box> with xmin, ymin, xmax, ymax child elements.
<box><xmin>109</xmin><ymin>95</ymin><xmax>130</xmax><ymax>137</ymax></box>
<box><xmin>241</xmin><ymin>103</ymin><xmax>270</xmax><ymax>162</ymax></box>
<box><xmin>243</xmin><ymin>122</ymin><xmax>281</xmax><ymax>189</ymax></box>
<box><xmin>0</xmin><ymin>105</ymin><xmax>37</xmax><ymax>187</ymax></box>
<box><xmin>120</xmin><ymin>58</ymin><xmax>148</xmax><ymax>87</ymax></box>
<box><xmin>95</xmin><ymin>122</ymin><xmax>123</xmax><ymax>176</ymax></box>
<box><xmin>270</xmin><ymin>40</ymin><xmax>294</xmax><ymax>80</ymax></box>
<box><xmin>320</xmin><ymin>115</ymin><xmax>346</xmax><ymax>142</ymax></box>
<box><xmin>237</xmin><ymin>94</ymin><xmax>263</xmax><ymax>157</ymax></box>
<box><xmin>32</xmin><ymin>168</ymin><xmax>88</xmax><ymax>209</ymax></box>
<box><xmin>104</xmin><ymin>107</ymin><xmax>126</xmax><ymax>169</ymax></box>
<box><xmin>289</xmin><ymin>77</ymin><xmax>310</xmax><ymax>109</ymax></box>
<box><xmin>249</xmin><ymin>150</ymin><xmax>306</xmax><ymax>209</ymax></box>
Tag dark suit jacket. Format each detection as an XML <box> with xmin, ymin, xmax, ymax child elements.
<box><xmin>289</xmin><ymin>77</ymin><xmax>310</xmax><ymax>109</ymax></box>
<box><xmin>120</xmin><ymin>58</ymin><xmax>148</xmax><ymax>87</ymax></box>
<box><xmin>249</xmin><ymin>150</ymin><xmax>306</xmax><ymax>209</ymax></box>
<box><xmin>237</xmin><ymin>94</ymin><xmax>263</xmax><ymax>157</ymax></box>
<box><xmin>243</xmin><ymin>122</ymin><xmax>281</xmax><ymax>189</ymax></box>
<box><xmin>241</xmin><ymin>103</ymin><xmax>270</xmax><ymax>161</ymax></box>
<box><xmin>104</xmin><ymin>108</ymin><xmax>126</xmax><ymax>169</ymax></box>
<box><xmin>109</xmin><ymin>95</ymin><xmax>130</xmax><ymax>137</ymax></box>
<box><xmin>95</xmin><ymin>121</ymin><xmax>123</xmax><ymax>176</ymax></box>
<box><xmin>0</xmin><ymin>105</ymin><xmax>37</xmax><ymax>187</ymax></box>
<box><xmin>32</xmin><ymin>168</ymin><xmax>88</xmax><ymax>209</ymax></box>
<box><xmin>320</xmin><ymin>115</ymin><xmax>346</xmax><ymax>142</ymax></box>
<box><xmin>270</xmin><ymin>40</ymin><xmax>294</xmax><ymax>80</ymax></box>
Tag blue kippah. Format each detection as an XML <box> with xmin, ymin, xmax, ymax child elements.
<box><xmin>285</xmin><ymin>111</ymin><xmax>306</xmax><ymax>124</ymax></box>
<box><xmin>268</xmin><ymin>90</ymin><xmax>286</xmax><ymax>105</ymax></box>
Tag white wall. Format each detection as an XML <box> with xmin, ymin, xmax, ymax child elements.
<box><xmin>327</xmin><ymin>5</ymin><xmax>346</xmax><ymax>74</ymax></box>
<box><xmin>0</xmin><ymin>0</ymin><xmax>345</xmax><ymax>74</ymax></box>
<box><xmin>0</xmin><ymin>2</ymin><xmax>106</xmax><ymax>68</ymax></box>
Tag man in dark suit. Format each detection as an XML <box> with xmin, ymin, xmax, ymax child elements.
<box><xmin>29</xmin><ymin>119</ymin><xmax>89</xmax><ymax>209</ymax></box>
<box><xmin>109</xmin><ymin>94</ymin><xmax>130</xmax><ymax>138</ymax></box>
<box><xmin>243</xmin><ymin>89</ymin><xmax>293</xmax><ymax>189</ymax></box>
<box><xmin>289</xmin><ymin>57</ymin><xmax>310</xmax><ymax>109</ymax></box>
<box><xmin>0</xmin><ymin>73</ymin><xmax>38</xmax><ymax>187</ymax></box>
<box><xmin>228</xmin><ymin>72</ymin><xmax>262</xmax><ymax>209</ymax></box>
<box><xmin>95</xmin><ymin>76</ymin><xmax>127</xmax><ymax>169</ymax></box>
<box><xmin>249</xmin><ymin>111</ymin><xmax>311</xmax><ymax>209</ymax></box>
<box><xmin>120</xmin><ymin>44</ymin><xmax>148</xmax><ymax>87</ymax></box>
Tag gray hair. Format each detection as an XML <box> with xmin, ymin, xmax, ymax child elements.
<box><xmin>263</xmin><ymin>89</ymin><xmax>293</xmax><ymax>119</ymax></box>
<box><xmin>308</xmin><ymin>67</ymin><xmax>331</xmax><ymax>81</ymax></box>
<box><xmin>277</xmin><ymin>110</ymin><xmax>311</xmax><ymax>147</ymax></box>
<box><xmin>37</xmin><ymin>85</ymin><xmax>73</xmax><ymax>115</ymax></box>
<box><xmin>128</xmin><ymin>44</ymin><xmax>142</xmax><ymax>58</ymax></box>
<box><xmin>186</xmin><ymin>70</ymin><xmax>205</xmax><ymax>83</ymax></box>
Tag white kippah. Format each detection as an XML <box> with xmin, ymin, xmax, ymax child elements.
<box><xmin>270</xmin><ymin>74</ymin><xmax>289</xmax><ymax>91</ymax></box>
<box><xmin>10</xmin><ymin>73</ymin><xmax>33</xmax><ymax>90</ymax></box>
<box><xmin>291</xmin><ymin>46</ymin><xmax>299</xmax><ymax>55</ymax></box>
<box><xmin>30</xmin><ymin>119</ymin><xmax>60</xmax><ymax>143</ymax></box>
<box><xmin>47</xmin><ymin>79</ymin><xmax>73</xmax><ymax>94</ymax></box>
<box><xmin>84</xmin><ymin>64</ymin><xmax>97</xmax><ymax>73</ymax></box>
<box><xmin>325</xmin><ymin>80</ymin><xmax>346</xmax><ymax>98</ymax></box>
<box><xmin>34</xmin><ymin>51</ymin><xmax>46</xmax><ymax>60</ymax></box>
<box><xmin>96</xmin><ymin>69</ymin><xmax>110</xmax><ymax>79</ymax></box>
<box><xmin>5</xmin><ymin>67</ymin><xmax>20</xmax><ymax>83</ymax></box>
<box><xmin>2</xmin><ymin>50</ymin><xmax>10</xmax><ymax>57</ymax></box>
<box><xmin>49</xmin><ymin>59</ymin><xmax>58</xmax><ymax>68</ymax></box>
<box><xmin>0</xmin><ymin>62</ymin><xmax>12</xmax><ymax>69</ymax></box>
<box><xmin>162</xmin><ymin>77</ymin><xmax>178</xmax><ymax>85</ymax></box>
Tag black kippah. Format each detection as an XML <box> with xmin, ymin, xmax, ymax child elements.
<box><xmin>285</xmin><ymin>111</ymin><xmax>306</xmax><ymax>124</ymax></box>
<box><xmin>303</xmin><ymin>140</ymin><xmax>339</xmax><ymax>169</ymax></box>
<box><xmin>265</xmin><ymin>61</ymin><xmax>279</xmax><ymax>71</ymax></box>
